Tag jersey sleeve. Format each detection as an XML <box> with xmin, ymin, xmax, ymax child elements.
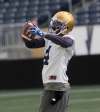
<box><xmin>45</xmin><ymin>34</ymin><xmax>74</xmax><ymax>48</ymax></box>
<box><xmin>23</xmin><ymin>38</ymin><xmax>45</xmax><ymax>48</ymax></box>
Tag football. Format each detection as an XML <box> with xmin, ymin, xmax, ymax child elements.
<box><xmin>21</xmin><ymin>19</ymin><xmax>37</xmax><ymax>40</ymax></box>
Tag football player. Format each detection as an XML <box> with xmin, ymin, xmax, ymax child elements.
<box><xmin>21</xmin><ymin>11</ymin><xmax>75</xmax><ymax>112</ymax></box>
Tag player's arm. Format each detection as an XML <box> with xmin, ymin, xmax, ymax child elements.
<box><xmin>44</xmin><ymin>34</ymin><xmax>73</xmax><ymax>48</ymax></box>
<box><xmin>29</xmin><ymin>25</ymin><xmax>73</xmax><ymax>48</ymax></box>
<box><xmin>22</xmin><ymin>38</ymin><xmax>45</xmax><ymax>48</ymax></box>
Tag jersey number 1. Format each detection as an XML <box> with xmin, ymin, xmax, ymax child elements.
<box><xmin>43</xmin><ymin>46</ymin><xmax>51</xmax><ymax>65</ymax></box>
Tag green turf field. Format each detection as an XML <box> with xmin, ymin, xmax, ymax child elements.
<box><xmin>0</xmin><ymin>85</ymin><xmax>100</xmax><ymax>112</ymax></box>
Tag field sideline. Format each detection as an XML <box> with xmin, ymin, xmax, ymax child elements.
<box><xmin>0</xmin><ymin>85</ymin><xmax>100</xmax><ymax>112</ymax></box>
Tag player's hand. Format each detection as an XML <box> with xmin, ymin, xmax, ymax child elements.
<box><xmin>21</xmin><ymin>21</ymin><xmax>36</xmax><ymax>41</ymax></box>
<box><xmin>30</xmin><ymin>26</ymin><xmax>45</xmax><ymax>37</ymax></box>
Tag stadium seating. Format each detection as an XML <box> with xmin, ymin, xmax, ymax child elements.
<box><xmin>0</xmin><ymin>0</ymin><xmax>69</xmax><ymax>24</ymax></box>
<box><xmin>0</xmin><ymin>0</ymin><xmax>99</xmax><ymax>25</ymax></box>
<box><xmin>75</xmin><ymin>0</ymin><xmax>100</xmax><ymax>25</ymax></box>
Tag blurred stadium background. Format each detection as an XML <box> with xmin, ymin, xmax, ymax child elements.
<box><xmin>0</xmin><ymin>0</ymin><xmax>100</xmax><ymax>112</ymax></box>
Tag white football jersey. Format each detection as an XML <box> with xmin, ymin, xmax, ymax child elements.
<box><xmin>42</xmin><ymin>35</ymin><xmax>75</xmax><ymax>84</ymax></box>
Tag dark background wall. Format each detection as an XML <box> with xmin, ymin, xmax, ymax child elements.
<box><xmin>67</xmin><ymin>55</ymin><xmax>100</xmax><ymax>85</ymax></box>
<box><xmin>0</xmin><ymin>55</ymin><xmax>100</xmax><ymax>90</ymax></box>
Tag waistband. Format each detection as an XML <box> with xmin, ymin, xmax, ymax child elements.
<box><xmin>43</xmin><ymin>82</ymin><xmax>70</xmax><ymax>91</ymax></box>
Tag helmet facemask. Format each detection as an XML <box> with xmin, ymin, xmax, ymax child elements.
<box><xmin>49</xmin><ymin>19</ymin><xmax>67</xmax><ymax>35</ymax></box>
